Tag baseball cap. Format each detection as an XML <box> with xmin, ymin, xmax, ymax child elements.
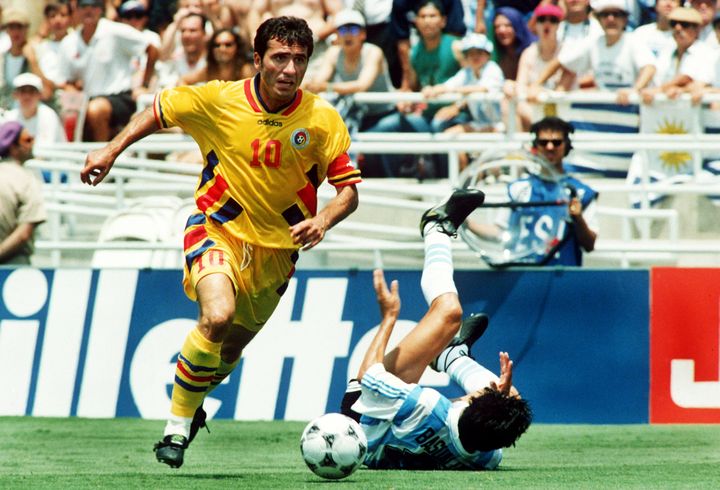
<box><xmin>533</xmin><ymin>4</ymin><xmax>564</xmax><ymax>20</ymax></box>
<box><xmin>591</xmin><ymin>0</ymin><xmax>628</xmax><ymax>13</ymax></box>
<box><xmin>77</xmin><ymin>0</ymin><xmax>105</xmax><ymax>7</ymax></box>
<box><xmin>669</xmin><ymin>7</ymin><xmax>703</xmax><ymax>25</ymax></box>
<box><xmin>0</xmin><ymin>121</ymin><xmax>24</xmax><ymax>157</ymax></box>
<box><xmin>2</xmin><ymin>8</ymin><xmax>30</xmax><ymax>26</ymax></box>
<box><xmin>461</xmin><ymin>33</ymin><xmax>493</xmax><ymax>54</ymax></box>
<box><xmin>118</xmin><ymin>0</ymin><xmax>148</xmax><ymax>17</ymax></box>
<box><xmin>13</xmin><ymin>73</ymin><xmax>42</xmax><ymax>91</ymax></box>
<box><xmin>334</xmin><ymin>10</ymin><xmax>365</xmax><ymax>29</ymax></box>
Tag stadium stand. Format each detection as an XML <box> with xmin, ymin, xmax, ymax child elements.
<box><xmin>27</xmin><ymin>90</ymin><xmax>720</xmax><ymax>271</ymax></box>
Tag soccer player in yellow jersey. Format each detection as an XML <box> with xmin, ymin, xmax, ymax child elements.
<box><xmin>80</xmin><ymin>16</ymin><xmax>361</xmax><ymax>468</ymax></box>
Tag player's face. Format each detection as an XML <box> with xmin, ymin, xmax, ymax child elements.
<box><xmin>254</xmin><ymin>39</ymin><xmax>308</xmax><ymax>110</ymax></box>
<box><xmin>534</xmin><ymin>129</ymin><xmax>566</xmax><ymax>168</ymax></box>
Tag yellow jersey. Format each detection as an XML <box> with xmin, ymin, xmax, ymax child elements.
<box><xmin>153</xmin><ymin>76</ymin><xmax>361</xmax><ymax>248</ymax></box>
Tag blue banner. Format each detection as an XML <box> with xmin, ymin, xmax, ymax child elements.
<box><xmin>0</xmin><ymin>268</ymin><xmax>648</xmax><ymax>423</ymax></box>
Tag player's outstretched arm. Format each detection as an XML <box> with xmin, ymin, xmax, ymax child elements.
<box><xmin>80</xmin><ymin>107</ymin><xmax>160</xmax><ymax>186</ymax></box>
<box><xmin>290</xmin><ymin>184</ymin><xmax>358</xmax><ymax>250</ymax></box>
<box><xmin>356</xmin><ymin>269</ymin><xmax>400</xmax><ymax>381</ymax></box>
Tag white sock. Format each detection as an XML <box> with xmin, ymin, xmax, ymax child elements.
<box><xmin>164</xmin><ymin>414</ymin><xmax>192</xmax><ymax>439</ymax></box>
<box><xmin>421</xmin><ymin>225</ymin><xmax>457</xmax><ymax>305</ymax></box>
<box><xmin>446</xmin><ymin>356</ymin><xmax>500</xmax><ymax>394</ymax></box>
<box><xmin>435</xmin><ymin>344</ymin><xmax>469</xmax><ymax>372</ymax></box>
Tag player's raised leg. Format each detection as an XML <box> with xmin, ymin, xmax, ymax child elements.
<box><xmin>382</xmin><ymin>189</ymin><xmax>486</xmax><ymax>383</ymax></box>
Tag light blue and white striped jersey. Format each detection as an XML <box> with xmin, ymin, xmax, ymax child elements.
<box><xmin>352</xmin><ymin>363</ymin><xmax>502</xmax><ymax>470</ymax></box>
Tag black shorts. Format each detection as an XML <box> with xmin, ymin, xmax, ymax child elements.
<box><xmin>91</xmin><ymin>91</ymin><xmax>136</xmax><ymax>127</ymax></box>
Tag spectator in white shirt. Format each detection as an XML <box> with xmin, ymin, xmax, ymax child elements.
<box><xmin>6</xmin><ymin>73</ymin><xmax>66</xmax><ymax>146</ymax></box>
<box><xmin>533</xmin><ymin>0</ymin><xmax>656</xmax><ymax>105</ymax></box>
<box><xmin>0</xmin><ymin>9</ymin><xmax>51</xmax><ymax>106</ymax></box>
<box><xmin>57</xmin><ymin>0</ymin><xmax>159</xmax><ymax>141</ymax></box>
<box><xmin>5</xmin><ymin>73</ymin><xmax>67</xmax><ymax>181</ymax></box>
<box><xmin>557</xmin><ymin>0</ymin><xmax>603</xmax><ymax>44</ymax></box>
<box><xmin>641</xmin><ymin>6</ymin><xmax>714</xmax><ymax>104</ymax></box>
<box><xmin>31</xmin><ymin>2</ymin><xmax>73</xmax><ymax>90</ymax></box>
<box><xmin>510</xmin><ymin>4</ymin><xmax>575</xmax><ymax>130</ymax></box>
<box><xmin>689</xmin><ymin>0</ymin><xmax>718</xmax><ymax>48</ymax></box>
<box><xmin>422</xmin><ymin>32</ymin><xmax>504</xmax><ymax>169</ymax></box>
<box><xmin>156</xmin><ymin>12</ymin><xmax>208</xmax><ymax>89</ymax></box>
<box><xmin>632</xmin><ymin>0</ymin><xmax>680</xmax><ymax>59</ymax></box>
<box><xmin>117</xmin><ymin>1</ymin><xmax>162</xmax><ymax>94</ymax></box>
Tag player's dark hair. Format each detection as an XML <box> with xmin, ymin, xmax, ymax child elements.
<box><xmin>457</xmin><ymin>388</ymin><xmax>532</xmax><ymax>452</ymax></box>
<box><xmin>254</xmin><ymin>16</ymin><xmax>314</xmax><ymax>60</ymax></box>
<box><xmin>530</xmin><ymin>116</ymin><xmax>574</xmax><ymax>156</ymax></box>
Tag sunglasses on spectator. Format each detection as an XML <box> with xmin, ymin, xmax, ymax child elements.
<box><xmin>337</xmin><ymin>25</ymin><xmax>362</xmax><ymax>36</ymax></box>
<box><xmin>214</xmin><ymin>41</ymin><xmax>236</xmax><ymax>48</ymax></box>
<box><xmin>536</xmin><ymin>16</ymin><xmax>560</xmax><ymax>24</ymax></box>
<box><xmin>535</xmin><ymin>138</ymin><xmax>564</xmax><ymax>147</ymax></box>
<box><xmin>596</xmin><ymin>10</ymin><xmax>628</xmax><ymax>19</ymax></box>
<box><xmin>670</xmin><ymin>20</ymin><xmax>698</xmax><ymax>29</ymax></box>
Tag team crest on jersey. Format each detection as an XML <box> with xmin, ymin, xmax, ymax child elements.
<box><xmin>291</xmin><ymin>128</ymin><xmax>310</xmax><ymax>149</ymax></box>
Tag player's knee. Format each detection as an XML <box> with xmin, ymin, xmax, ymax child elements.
<box><xmin>434</xmin><ymin>294</ymin><xmax>462</xmax><ymax>333</ymax></box>
<box><xmin>198</xmin><ymin>310</ymin><xmax>234</xmax><ymax>341</ymax></box>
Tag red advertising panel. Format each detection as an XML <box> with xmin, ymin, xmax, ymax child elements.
<box><xmin>651</xmin><ymin>268</ymin><xmax>720</xmax><ymax>423</ymax></box>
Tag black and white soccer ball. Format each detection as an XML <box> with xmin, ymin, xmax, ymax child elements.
<box><xmin>300</xmin><ymin>413</ymin><xmax>367</xmax><ymax>480</ymax></box>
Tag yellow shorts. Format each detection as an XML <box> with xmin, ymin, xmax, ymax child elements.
<box><xmin>182</xmin><ymin>211</ymin><xmax>298</xmax><ymax>332</ymax></box>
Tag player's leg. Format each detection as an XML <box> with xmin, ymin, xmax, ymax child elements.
<box><xmin>382</xmin><ymin>189</ymin><xmax>486</xmax><ymax>383</ymax></box>
<box><xmin>187</xmin><ymin>324</ymin><xmax>256</xmax><ymax>443</ymax></box>
<box><xmin>445</xmin><ymin>354</ymin><xmax>501</xmax><ymax>395</ymax></box>
<box><xmin>154</xmin><ymin>272</ymin><xmax>235</xmax><ymax>467</ymax></box>
<box><xmin>431</xmin><ymin>313</ymin><xmax>489</xmax><ymax>371</ymax></box>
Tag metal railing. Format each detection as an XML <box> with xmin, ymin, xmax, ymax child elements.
<box><xmin>29</xmin><ymin>90</ymin><xmax>720</xmax><ymax>269</ymax></box>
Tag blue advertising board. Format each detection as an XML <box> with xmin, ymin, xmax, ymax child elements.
<box><xmin>0</xmin><ymin>268</ymin><xmax>648</xmax><ymax>423</ymax></box>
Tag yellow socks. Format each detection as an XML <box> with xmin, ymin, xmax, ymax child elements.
<box><xmin>170</xmin><ymin>327</ymin><xmax>221</xmax><ymax>418</ymax></box>
<box><xmin>207</xmin><ymin>356</ymin><xmax>241</xmax><ymax>394</ymax></box>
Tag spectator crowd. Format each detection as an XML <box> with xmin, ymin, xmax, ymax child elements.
<box><xmin>1</xmin><ymin>1</ymin><xmax>720</xmax><ymax>177</ymax></box>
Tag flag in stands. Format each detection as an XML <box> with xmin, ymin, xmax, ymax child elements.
<box><xmin>626</xmin><ymin>99</ymin><xmax>698</xmax><ymax>206</ymax></box>
<box><xmin>554</xmin><ymin>101</ymin><xmax>639</xmax><ymax>178</ymax></box>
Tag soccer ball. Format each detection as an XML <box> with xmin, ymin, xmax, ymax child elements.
<box><xmin>300</xmin><ymin>413</ymin><xmax>367</xmax><ymax>480</ymax></box>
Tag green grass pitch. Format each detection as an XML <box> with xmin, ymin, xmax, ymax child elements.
<box><xmin>1</xmin><ymin>417</ymin><xmax>718</xmax><ymax>489</ymax></box>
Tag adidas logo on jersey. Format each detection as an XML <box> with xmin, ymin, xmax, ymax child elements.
<box><xmin>257</xmin><ymin>118</ymin><xmax>283</xmax><ymax>127</ymax></box>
